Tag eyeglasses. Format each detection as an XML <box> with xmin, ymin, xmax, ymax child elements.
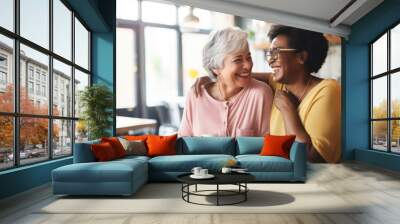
<box><xmin>264</xmin><ymin>48</ymin><xmax>298</xmax><ymax>62</ymax></box>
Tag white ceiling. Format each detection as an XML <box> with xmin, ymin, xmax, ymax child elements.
<box><xmin>225</xmin><ymin>0</ymin><xmax>352</xmax><ymax>22</ymax></box>
<box><xmin>170</xmin><ymin>0</ymin><xmax>384</xmax><ymax>37</ymax></box>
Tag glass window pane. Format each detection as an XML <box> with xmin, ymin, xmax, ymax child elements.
<box><xmin>20</xmin><ymin>117</ymin><xmax>49</xmax><ymax>165</ymax></box>
<box><xmin>0</xmin><ymin>116</ymin><xmax>13</xmax><ymax>170</ymax></box>
<box><xmin>75</xmin><ymin>120</ymin><xmax>88</xmax><ymax>143</ymax></box>
<box><xmin>142</xmin><ymin>1</ymin><xmax>176</xmax><ymax>25</ymax></box>
<box><xmin>20</xmin><ymin>44</ymin><xmax>49</xmax><ymax>115</ymax></box>
<box><xmin>372</xmin><ymin>77</ymin><xmax>387</xmax><ymax>119</ymax></box>
<box><xmin>53</xmin><ymin>0</ymin><xmax>72</xmax><ymax>60</ymax></box>
<box><xmin>391</xmin><ymin>72</ymin><xmax>400</xmax><ymax>118</ymax></box>
<box><xmin>145</xmin><ymin>27</ymin><xmax>177</xmax><ymax>106</ymax></box>
<box><xmin>391</xmin><ymin>24</ymin><xmax>400</xmax><ymax>70</ymax></box>
<box><xmin>53</xmin><ymin>119</ymin><xmax>72</xmax><ymax>158</ymax></box>
<box><xmin>0</xmin><ymin>0</ymin><xmax>14</xmax><ymax>31</ymax></box>
<box><xmin>372</xmin><ymin>121</ymin><xmax>388</xmax><ymax>151</ymax></box>
<box><xmin>117</xmin><ymin>28</ymin><xmax>137</xmax><ymax>109</ymax></box>
<box><xmin>391</xmin><ymin>120</ymin><xmax>400</xmax><ymax>153</ymax></box>
<box><xmin>182</xmin><ymin>33</ymin><xmax>208</xmax><ymax>95</ymax></box>
<box><xmin>178</xmin><ymin>6</ymin><xmax>212</xmax><ymax>30</ymax></box>
<box><xmin>20</xmin><ymin>0</ymin><xmax>49</xmax><ymax>49</ymax></box>
<box><xmin>0</xmin><ymin>34</ymin><xmax>14</xmax><ymax>113</ymax></box>
<box><xmin>53</xmin><ymin>59</ymin><xmax>72</xmax><ymax>117</ymax></box>
<box><xmin>74</xmin><ymin>69</ymin><xmax>89</xmax><ymax>118</ymax></box>
<box><xmin>372</xmin><ymin>33</ymin><xmax>387</xmax><ymax>76</ymax></box>
<box><xmin>75</xmin><ymin>18</ymin><xmax>89</xmax><ymax>70</ymax></box>
<box><xmin>117</xmin><ymin>0</ymin><xmax>138</xmax><ymax>20</ymax></box>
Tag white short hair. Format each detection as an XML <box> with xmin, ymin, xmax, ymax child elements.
<box><xmin>202</xmin><ymin>27</ymin><xmax>249</xmax><ymax>78</ymax></box>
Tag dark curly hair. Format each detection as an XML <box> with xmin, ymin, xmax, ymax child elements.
<box><xmin>268</xmin><ymin>25</ymin><xmax>329</xmax><ymax>73</ymax></box>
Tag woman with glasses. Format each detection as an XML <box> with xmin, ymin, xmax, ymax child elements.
<box><xmin>178</xmin><ymin>27</ymin><xmax>273</xmax><ymax>137</ymax></box>
<box><xmin>194</xmin><ymin>25</ymin><xmax>341</xmax><ymax>163</ymax></box>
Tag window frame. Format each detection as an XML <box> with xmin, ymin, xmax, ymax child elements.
<box><xmin>370</xmin><ymin>20</ymin><xmax>400</xmax><ymax>154</ymax></box>
<box><xmin>0</xmin><ymin>0</ymin><xmax>92</xmax><ymax>171</ymax></box>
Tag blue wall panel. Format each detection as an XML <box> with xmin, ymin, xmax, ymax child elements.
<box><xmin>91</xmin><ymin>0</ymin><xmax>115</xmax><ymax>135</ymax></box>
<box><xmin>343</xmin><ymin>44</ymin><xmax>369</xmax><ymax>159</ymax></box>
<box><xmin>92</xmin><ymin>33</ymin><xmax>114</xmax><ymax>88</ymax></box>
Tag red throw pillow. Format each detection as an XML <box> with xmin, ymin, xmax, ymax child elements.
<box><xmin>91</xmin><ymin>142</ymin><xmax>117</xmax><ymax>161</ymax></box>
<box><xmin>260</xmin><ymin>134</ymin><xmax>296</xmax><ymax>159</ymax></box>
<box><xmin>101</xmin><ymin>137</ymin><xmax>127</xmax><ymax>158</ymax></box>
<box><xmin>146</xmin><ymin>134</ymin><xmax>177</xmax><ymax>157</ymax></box>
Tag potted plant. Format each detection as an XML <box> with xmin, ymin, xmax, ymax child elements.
<box><xmin>79</xmin><ymin>84</ymin><xmax>113</xmax><ymax>140</ymax></box>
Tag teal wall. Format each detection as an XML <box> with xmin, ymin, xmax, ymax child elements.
<box><xmin>0</xmin><ymin>158</ymin><xmax>72</xmax><ymax>199</ymax></box>
<box><xmin>0</xmin><ymin>0</ymin><xmax>115</xmax><ymax>200</ymax></box>
<box><xmin>344</xmin><ymin>0</ymin><xmax>400</xmax><ymax>171</ymax></box>
<box><xmin>91</xmin><ymin>0</ymin><xmax>116</xmax><ymax>135</ymax></box>
<box><xmin>91</xmin><ymin>32</ymin><xmax>115</xmax><ymax>136</ymax></box>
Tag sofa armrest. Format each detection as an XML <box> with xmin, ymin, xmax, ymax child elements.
<box><xmin>73</xmin><ymin>140</ymin><xmax>100</xmax><ymax>163</ymax></box>
<box><xmin>289</xmin><ymin>142</ymin><xmax>307</xmax><ymax>181</ymax></box>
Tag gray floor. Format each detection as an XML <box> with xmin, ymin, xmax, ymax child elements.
<box><xmin>1</xmin><ymin>162</ymin><xmax>400</xmax><ymax>224</ymax></box>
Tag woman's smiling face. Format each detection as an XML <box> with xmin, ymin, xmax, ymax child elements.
<box><xmin>268</xmin><ymin>35</ymin><xmax>303</xmax><ymax>84</ymax></box>
<box><xmin>214</xmin><ymin>46</ymin><xmax>253</xmax><ymax>88</ymax></box>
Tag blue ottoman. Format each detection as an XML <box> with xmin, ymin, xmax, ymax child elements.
<box><xmin>52</xmin><ymin>157</ymin><xmax>148</xmax><ymax>196</ymax></box>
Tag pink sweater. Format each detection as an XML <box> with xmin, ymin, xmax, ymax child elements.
<box><xmin>179</xmin><ymin>78</ymin><xmax>273</xmax><ymax>137</ymax></box>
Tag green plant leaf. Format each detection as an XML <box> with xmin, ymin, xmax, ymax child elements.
<box><xmin>79</xmin><ymin>84</ymin><xmax>113</xmax><ymax>140</ymax></box>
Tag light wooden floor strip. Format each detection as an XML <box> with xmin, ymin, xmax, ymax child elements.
<box><xmin>1</xmin><ymin>162</ymin><xmax>400</xmax><ymax>224</ymax></box>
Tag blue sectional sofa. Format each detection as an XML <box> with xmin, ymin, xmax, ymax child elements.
<box><xmin>52</xmin><ymin>137</ymin><xmax>307</xmax><ymax>196</ymax></box>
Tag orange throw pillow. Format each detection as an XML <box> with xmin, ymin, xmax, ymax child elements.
<box><xmin>260</xmin><ymin>134</ymin><xmax>296</xmax><ymax>159</ymax></box>
<box><xmin>91</xmin><ymin>142</ymin><xmax>117</xmax><ymax>161</ymax></box>
<box><xmin>101</xmin><ymin>137</ymin><xmax>127</xmax><ymax>158</ymax></box>
<box><xmin>146</xmin><ymin>134</ymin><xmax>177</xmax><ymax>157</ymax></box>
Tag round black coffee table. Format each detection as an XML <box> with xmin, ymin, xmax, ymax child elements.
<box><xmin>177</xmin><ymin>173</ymin><xmax>255</xmax><ymax>206</ymax></box>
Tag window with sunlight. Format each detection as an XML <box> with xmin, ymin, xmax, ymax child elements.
<box><xmin>371</xmin><ymin>23</ymin><xmax>400</xmax><ymax>153</ymax></box>
<box><xmin>0</xmin><ymin>0</ymin><xmax>91</xmax><ymax>170</ymax></box>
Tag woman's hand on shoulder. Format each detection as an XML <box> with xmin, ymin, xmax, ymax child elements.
<box><xmin>192</xmin><ymin>76</ymin><xmax>212</xmax><ymax>97</ymax></box>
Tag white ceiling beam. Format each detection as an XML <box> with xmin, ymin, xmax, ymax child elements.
<box><xmin>169</xmin><ymin>0</ymin><xmax>351</xmax><ymax>37</ymax></box>
<box><xmin>330</xmin><ymin>0</ymin><xmax>368</xmax><ymax>27</ymax></box>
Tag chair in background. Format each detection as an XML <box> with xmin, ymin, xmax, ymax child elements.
<box><xmin>154</xmin><ymin>99</ymin><xmax>184</xmax><ymax>135</ymax></box>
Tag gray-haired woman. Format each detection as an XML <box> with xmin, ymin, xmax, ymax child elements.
<box><xmin>178</xmin><ymin>27</ymin><xmax>273</xmax><ymax>137</ymax></box>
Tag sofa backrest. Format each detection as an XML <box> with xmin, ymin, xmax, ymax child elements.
<box><xmin>74</xmin><ymin>136</ymin><xmax>269</xmax><ymax>162</ymax></box>
<box><xmin>73</xmin><ymin>139</ymin><xmax>100</xmax><ymax>163</ymax></box>
<box><xmin>235</xmin><ymin>137</ymin><xmax>263</xmax><ymax>155</ymax></box>
<box><xmin>177</xmin><ymin>137</ymin><xmax>235</xmax><ymax>155</ymax></box>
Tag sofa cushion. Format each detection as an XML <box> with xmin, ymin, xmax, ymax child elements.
<box><xmin>115</xmin><ymin>155</ymin><xmax>150</xmax><ymax>163</ymax></box>
<box><xmin>236</xmin><ymin>155</ymin><xmax>293</xmax><ymax>172</ymax></box>
<box><xmin>147</xmin><ymin>134</ymin><xmax>177</xmax><ymax>157</ymax></box>
<box><xmin>236</xmin><ymin>137</ymin><xmax>263</xmax><ymax>155</ymax></box>
<box><xmin>73</xmin><ymin>139</ymin><xmax>101</xmax><ymax>163</ymax></box>
<box><xmin>260</xmin><ymin>134</ymin><xmax>296</xmax><ymax>159</ymax></box>
<box><xmin>148</xmin><ymin>154</ymin><xmax>235</xmax><ymax>172</ymax></box>
<box><xmin>177</xmin><ymin>137</ymin><xmax>235</xmax><ymax>155</ymax></box>
<box><xmin>118</xmin><ymin>137</ymin><xmax>147</xmax><ymax>156</ymax></box>
<box><xmin>101</xmin><ymin>137</ymin><xmax>127</xmax><ymax>158</ymax></box>
<box><xmin>91</xmin><ymin>142</ymin><xmax>118</xmax><ymax>161</ymax></box>
<box><xmin>52</xmin><ymin>159</ymin><xmax>147</xmax><ymax>183</ymax></box>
